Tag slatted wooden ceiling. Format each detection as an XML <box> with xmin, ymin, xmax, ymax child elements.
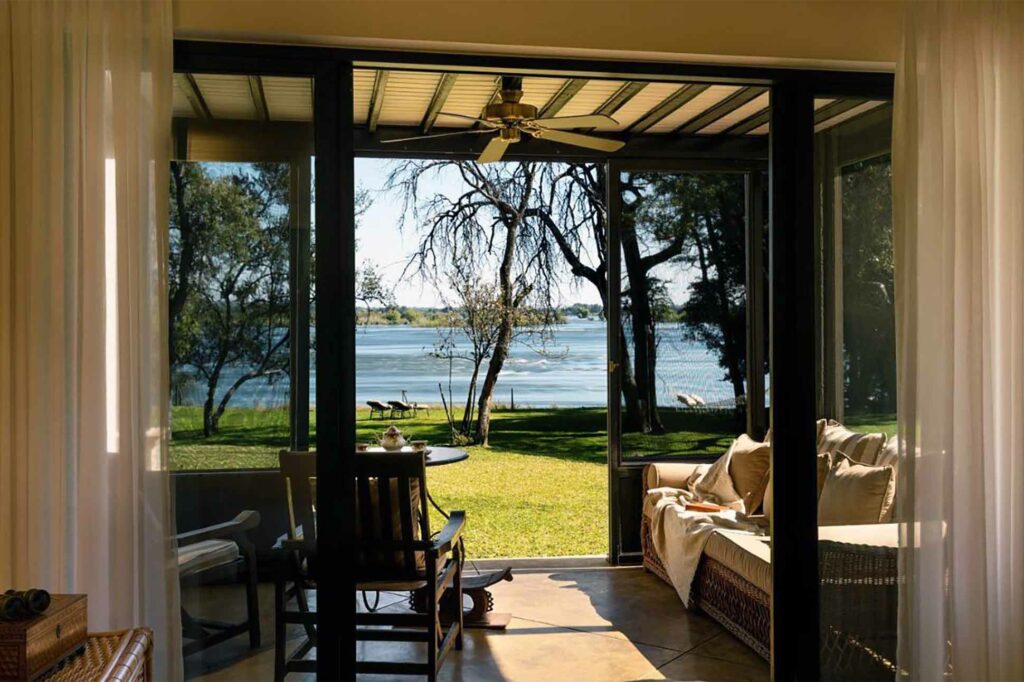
<box><xmin>173</xmin><ymin>69</ymin><xmax>885</xmax><ymax>138</ymax></box>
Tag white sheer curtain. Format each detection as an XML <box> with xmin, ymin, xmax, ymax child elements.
<box><xmin>0</xmin><ymin>1</ymin><xmax>180</xmax><ymax>679</ymax></box>
<box><xmin>894</xmin><ymin>2</ymin><xmax>1024</xmax><ymax>679</ymax></box>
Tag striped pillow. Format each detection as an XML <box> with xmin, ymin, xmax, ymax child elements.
<box><xmin>817</xmin><ymin>420</ymin><xmax>885</xmax><ymax>465</ymax></box>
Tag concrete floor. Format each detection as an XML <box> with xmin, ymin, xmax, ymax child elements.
<box><xmin>184</xmin><ymin>566</ymin><xmax>768</xmax><ymax>681</ymax></box>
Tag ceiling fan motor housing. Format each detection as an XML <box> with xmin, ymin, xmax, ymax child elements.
<box><xmin>485</xmin><ymin>75</ymin><xmax>537</xmax><ymax>127</ymax></box>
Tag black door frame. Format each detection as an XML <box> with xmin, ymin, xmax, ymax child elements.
<box><xmin>605</xmin><ymin>157</ymin><xmax>768</xmax><ymax>566</ymax></box>
<box><xmin>173</xmin><ymin>39</ymin><xmax>892</xmax><ymax>681</ymax></box>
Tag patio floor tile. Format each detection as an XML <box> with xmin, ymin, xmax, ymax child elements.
<box><xmin>186</xmin><ymin>565</ymin><xmax>770</xmax><ymax>681</ymax></box>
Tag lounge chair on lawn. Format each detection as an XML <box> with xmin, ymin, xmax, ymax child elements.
<box><xmin>367</xmin><ymin>400</ymin><xmax>390</xmax><ymax>419</ymax></box>
<box><xmin>387</xmin><ymin>399</ymin><xmax>414</xmax><ymax>419</ymax></box>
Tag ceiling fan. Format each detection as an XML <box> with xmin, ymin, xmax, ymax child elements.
<box><xmin>381</xmin><ymin>76</ymin><xmax>626</xmax><ymax>163</ymax></box>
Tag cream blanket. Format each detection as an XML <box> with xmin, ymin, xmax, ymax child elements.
<box><xmin>644</xmin><ymin>452</ymin><xmax>765</xmax><ymax>606</ymax></box>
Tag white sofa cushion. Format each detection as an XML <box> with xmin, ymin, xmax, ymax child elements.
<box><xmin>701</xmin><ymin>523</ymin><xmax>897</xmax><ymax>598</ymax></box>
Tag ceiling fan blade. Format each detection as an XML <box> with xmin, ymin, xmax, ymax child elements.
<box><xmin>477</xmin><ymin>136</ymin><xmax>510</xmax><ymax>164</ymax></box>
<box><xmin>532</xmin><ymin>129</ymin><xmax>625</xmax><ymax>153</ymax></box>
<box><xmin>381</xmin><ymin>129</ymin><xmax>497</xmax><ymax>144</ymax></box>
<box><xmin>436</xmin><ymin>112</ymin><xmax>500</xmax><ymax>127</ymax></box>
<box><xmin>531</xmin><ymin>114</ymin><xmax>619</xmax><ymax>130</ymax></box>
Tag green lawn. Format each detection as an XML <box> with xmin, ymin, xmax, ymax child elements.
<box><xmin>170</xmin><ymin>405</ymin><xmax>739</xmax><ymax>558</ymax></box>
<box><xmin>169</xmin><ymin>405</ymin><xmax>896</xmax><ymax>558</ymax></box>
<box><xmin>843</xmin><ymin>413</ymin><xmax>898</xmax><ymax>438</ymax></box>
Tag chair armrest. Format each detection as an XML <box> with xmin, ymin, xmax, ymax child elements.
<box><xmin>643</xmin><ymin>463</ymin><xmax>703</xmax><ymax>492</ymax></box>
<box><xmin>175</xmin><ymin>510</ymin><xmax>261</xmax><ymax>546</ymax></box>
<box><xmin>429</xmin><ymin>511</ymin><xmax>466</xmax><ymax>555</ymax></box>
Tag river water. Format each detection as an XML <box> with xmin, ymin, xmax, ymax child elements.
<box><xmin>179</xmin><ymin>319</ymin><xmax>738</xmax><ymax>410</ymax></box>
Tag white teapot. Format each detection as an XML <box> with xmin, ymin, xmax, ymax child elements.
<box><xmin>377</xmin><ymin>425</ymin><xmax>407</xmax><ymax>451</ymax></box>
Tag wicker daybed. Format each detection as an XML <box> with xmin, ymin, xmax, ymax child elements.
<box><xmin>640</xmin><ymin>421</ymin><xmax>900</xmax><ymax>680</ymax></box>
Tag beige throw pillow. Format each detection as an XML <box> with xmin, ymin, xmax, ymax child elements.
<box><xmin>818</xmin><ymin>451</ymin><xmax>896</xmax><ymax>525</ymax></box>
<box><xmin>818</xmin><ymin>420</ymin><xmax>886</xmax><ymax>464</ymax></box>
<box><xmin>727</xmin><ymin>434</ymin><xmax>771</xmax><ymax>514</ymax></box>
<box><xmin>762</xmin><ymin>452</ymin><xmax>831</xmax><ymax>521</ymax></box>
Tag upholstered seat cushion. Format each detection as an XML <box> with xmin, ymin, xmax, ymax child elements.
<box><xmin>700</xmin><ymin>523</ymin><xmax>897</xmax><ymax>597</ymax></box>
<box><xmin>178</xmin><ymin>539</ymin><xmax>240</xmax><ymax>577</ymax></box>
<box><xmin>703</xmin><ymin>530</ymin><xmax>772</xmax><ymax>594</ymax></box>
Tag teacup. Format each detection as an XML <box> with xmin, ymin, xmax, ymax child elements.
<box><xmin>411</xmin><ymin>440</ymin><xmax>428</xmax><ymax>452</ymax></box>
<box><xmin>356</xmin><ymin>443</ymin><xmax>369</xmax><ymax>452</ymax></box>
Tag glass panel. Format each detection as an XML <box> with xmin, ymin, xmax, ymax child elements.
<box><xmin>354</xmin><ymin>159</ymin><xmax>608</xmax><ymax>559</ymax></box>
<box><xmin>814</xmin><ymin>99</ymin><xmax>898</xmax><ymax>681</ymax></box>
<box><xmin>619</xmin><ymin>171</ymin><xmax>750</xmax><ymax>460</ymax></box>
<box><xmin>840</xmin><ymin>155</ymin><xmax>896</xmax><ymax>435</ymax></box>
<box><xmin>169</xmin><ymin>159</ymin><xmax>293</xmax><ymax>470</ymax></box>
<box><xmin>170</xmin><ymin>71</ymin><xmax>315</xmax><ymax>676</ymax></box>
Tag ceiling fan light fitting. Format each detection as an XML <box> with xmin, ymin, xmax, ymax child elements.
<box><xmin>499</xmin><ymin>128</ymin><xmax>522</xmax><ymax>143</ymax></box>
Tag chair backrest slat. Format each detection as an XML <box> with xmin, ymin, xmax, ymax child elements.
<box><xmin>397</xmin><ymin>475</ymin><xmax>416</xmax><ymax>575</ymax></box>
<box><xmin>352</xmin><ymin>451</ymin><xmax>429</xmax><ymax>582</ymax></box>
<box><xmin>279</xmin><ymin>451</ymin><xmax>318</xmax><ymax>549</ymax></box>
<box><xmin>279</xmin><ymin>449</ymin><xmax>430</xmax><ymax>581</ymax></box>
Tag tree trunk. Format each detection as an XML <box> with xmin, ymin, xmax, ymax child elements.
<box><xmin>203</xmin><ymin>363</ymin><xmax>225</xmax><ymax>437</ymax></box>
<box><xmin>474</xmin><ymin>213</ymin><xmax>520</xmax><ymax>446</ymax></box>
<box><xmin>460</xmin><ymin>362</ymin><xmax>481</xmax><ymax>435</ymax></box>
<box><xmin>169</xmin><ymin>162</ymin><xmax>199</xmax><ymax>370</ymax></box>
<box><xmin>702</xmin><ymin>214</ymin><xmax>747</xmax><ymax>399</ymax></box>
<box><xmin>620</xmin><ymin>220</ymin><xmax>663</xmax><ymax>434</ymax></box>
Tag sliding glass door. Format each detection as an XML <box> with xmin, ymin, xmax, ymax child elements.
<box><xmin>607</xmin><ymin>160</ymin><xmax>768</xmax><ymax>563</ymax></box>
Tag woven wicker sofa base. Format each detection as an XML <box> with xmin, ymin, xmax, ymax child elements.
<box><xmin>640</xmin><ymin>514</ymin><xmax>769</xmax><ymax>660</ymax></box>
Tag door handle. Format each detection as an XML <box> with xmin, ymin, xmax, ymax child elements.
<box><xmin>608</xmin><ymin>360</ymin><xmax>619</xmax><ymax>373</ymax></box>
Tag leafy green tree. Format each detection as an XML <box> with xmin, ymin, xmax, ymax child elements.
<box><xmin>631</xmin><ymin>172</ymin><xmax>748</xmax><ymax>401</ymax></box>
<box><xmin>169</xmin><ymin>162</ymin><xmax>291</xmax><ymax>436</ymax></box>
<box><xmin>355</xmin><ymin>260</ymin><xmax>395</xmax><ymax>324</ymax></box>
<box><xmin>840</xmin><ymin>156</ymin><xmax>895</xmax><ymax>415</ymax></box>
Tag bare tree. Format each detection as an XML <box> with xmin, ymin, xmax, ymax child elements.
<box><xmin>432</xmin><ymin>276</ymin><xmax>503</xmax><ymax>437</ymax></box>
<box><xmin>526</xmin><ymin>164</ymin><xmax>695</xmax><ymax>434</ymax></box>
<box><xmin>387</xmin><ymin>160</ymin><xmax>557</xmax><ymax>445</ymax></box>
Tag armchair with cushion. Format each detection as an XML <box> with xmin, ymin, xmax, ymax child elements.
<box><xmin>177</xmin><ymin>510</ymin><xmax>262</xmax><ymax>657</ymax></box>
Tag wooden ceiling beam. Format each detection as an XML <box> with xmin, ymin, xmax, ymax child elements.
<box><xmin>813</xmin><ymin>98</ymin><xmax>867</xmax><ymax>126</ymax></box>
<box><xmin>722</xmin><ymin>108</ymin><xmax>769</xmax><ymax>136</ymax></box>
<box><xmin>421</xmin><ymin>73</ymin><xmax>458</xmax><ymax>133</ymax></box>
<box><xmin>368</xmin><ymin>69</ymin><xmax>389</xmax><ymax>133</ymax></box>
<box><xmin>674</xmin><ymin>86</ymin><xmax>768</xmax><ymax>134</ymax></box>
<box><xmin>248</xmin><ymin>75</ymin><xmax>270</xmax><ymax>122</ymax></box>
<box><xmin>176</xmin><ymin>73</ymin><xmax>211</xmax><ymax>120</ymax></box>
<box><xmin>629</xmin><ymin>84</ymin><xmax>709</xmax><ymax>134</ymax></box>
<box><xmin>596</xmin><ymin>81</ymin><xmax>648</xmax><ymax>118</ymax></box>
<box><xmin>539</xmin><ymin>78</ymin><xmax>588</xmax><ymax>118</ymax></box>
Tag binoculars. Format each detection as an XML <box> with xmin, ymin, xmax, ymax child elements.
<box><xmin>0</xmin><ymin>588</ymin><xmax>51</xmax><ymax>621</ymax></box>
